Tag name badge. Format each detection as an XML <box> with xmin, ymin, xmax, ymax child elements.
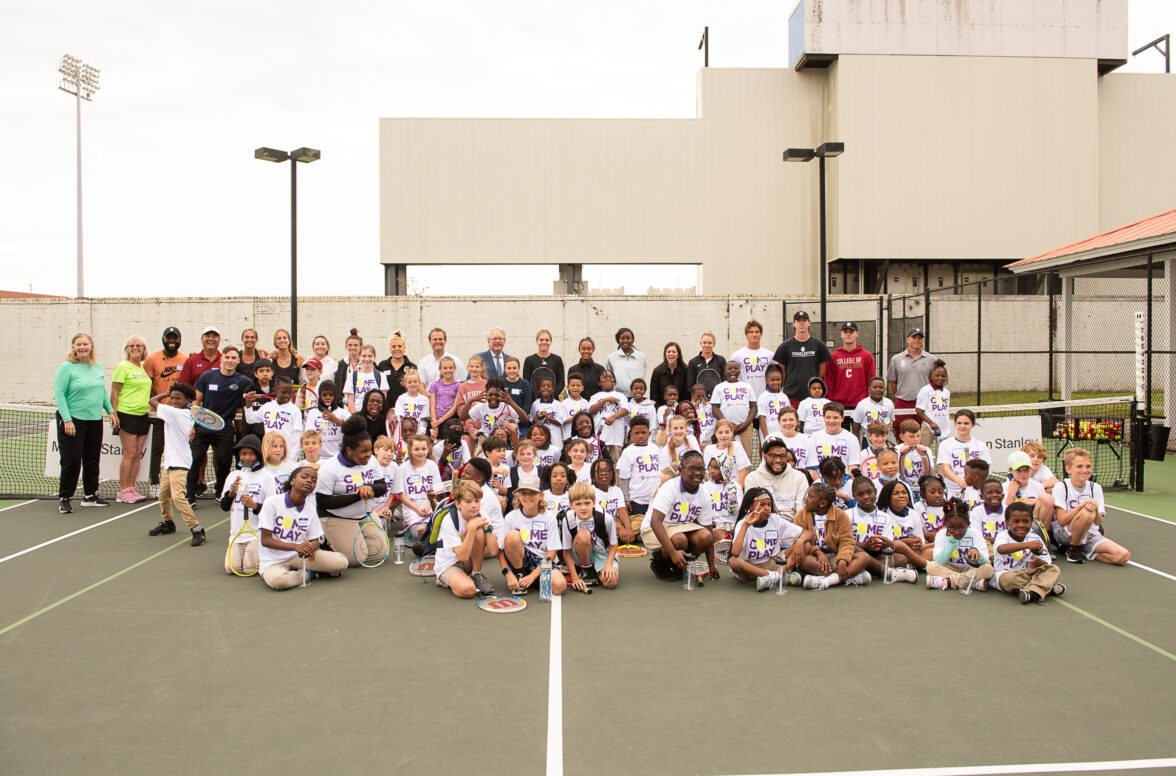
<box><xmin>209</xmin><ymin>384</ymin><xmax>219</xmax><ymax>391</ymax></box>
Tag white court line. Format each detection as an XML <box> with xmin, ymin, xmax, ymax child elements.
<box><xmin>0</xmin><ymin>502</ymin><xmax>157</xmax><ymax>564</ymax></box>
<box><xmin>0</xmin><ymin>500</ymin><xmax>36</xmax><ymax>513</ymax></box>
<box><xmin>719</xmin><ymin>756</ymin><xmax>1176</xmax><ymax>776</ymax></box>
<box><xmin>1106</xmin><ymin>504</ymin><xmax>1174</xmax><ymax>525</ymax></box>
<box><xmin>546</xmin><ymin>595</ymin><xmax>563</xmax><ymax>776</ymax></box>
<box><xmin>1128</xmin><ymin>560</ymin><xmax>1176</xmax><ymax>582</ymax></box>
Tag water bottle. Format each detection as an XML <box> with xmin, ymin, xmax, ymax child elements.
<box><xmin>392</xmin><ymin>535</ymin><xmax>405</xmax><ymax>565</ymax></box>
<box><xmin>881</xmin><ymin>546</ymin><xmax>895</xmax><ymax>585</ymax></box>
<box><xmin>539</xmin><ymin>558</ymin><xmax>553</xmax><ymax>602</ymax></box>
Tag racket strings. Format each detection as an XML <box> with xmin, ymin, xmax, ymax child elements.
<box><xmin>228</xmin><ymin>535</ymin><xmax>259</xmax><ymax>576</ymax></box>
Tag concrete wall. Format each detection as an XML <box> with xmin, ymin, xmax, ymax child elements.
<box><xmin>1098</xmin><ymin>73</ymin><xmax>1176</xmax><ymax>232</ymax></box>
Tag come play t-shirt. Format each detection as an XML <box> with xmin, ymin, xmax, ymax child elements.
<box><xmin>617</xmin><ymin>443</ymin><xmax>663</xmax><ymax>504</ymax></box>
<box><xmin>734</xmin><ymin>514</ymin><xmax>802</xmax><ymax>563</ymax></box>
<box><xmin>730</xmin><ymin>346</ymin><xmax>776</xmax><ymax>398</ymax></box>
<box><xmin>315</xmin><ymin>453</ymin><xmax>379</xmax><ymax>518</ymax></box>
<box><xmin>641</xmin><ymin>476</ymin><xmax>708</xmax><ymax>532</ymax></box>
<box><xmin>257</xmin><ymin>492</ymin><xmax>324</xmax><ymax>572</ymax></box>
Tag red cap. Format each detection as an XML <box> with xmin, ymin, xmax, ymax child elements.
<box><xmin>303</xmin><ymin>358</ymin><xmax>323</xmax><ymax>371</ymax></box>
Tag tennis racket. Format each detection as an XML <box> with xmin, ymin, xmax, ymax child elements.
<box><xmin>225</xmin><ymin>504</ymin><xmax>260</xmax><ymax>577</ymax></box>
<box><xmin>352</xmin><ymin>499</ymin><xmax>389</xmax><ymax>568</ymax></box>
<box><xmin>477</xmin><ymin>595</ymin><xmax>527</xmax><ymax>613</ymax></box>
<box><xmin>291</xmin><ymin>384</ymin><xmax>319</xmax><ymax>412</ymax></box>
<box><xmin>696</xmin><ymin>368</ymin><xmax>722</xmax><ymax>398</ymax></box>
<box><xmin>713</xmin><ymin>536</ymin><xmax>733</xmax><ymax>565</ymax></box>
<box><xmin>190</xmin><ymin>406</ymin><xmax>225</xmax><ymax>431</ymax></box>
<box><xmin>683</xmin><ymin>554</ymin><xmax>711</xmax><ymax>590</ymax></box>
<box><xmin>617</xmin><ymin>544</ymin><xmax>647</xmax><ymax>558</ymax></box>
<box><xmin>408</xmin><ymin>555</ymin><xmax>435</xmax><ymax>577</ymax></box>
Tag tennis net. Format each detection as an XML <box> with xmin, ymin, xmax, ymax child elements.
<box><xmin>957</xmin><ymin>396</ymin><xmax>1136</xmax><ymax>490</ymax></box>
<box><xmin>0</xmin><ymin>404</ymin><xmax>215</xmax><ymax>500</ymax></box>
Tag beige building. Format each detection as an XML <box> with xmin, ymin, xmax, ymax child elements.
<box><xmin>379</xmin><ymin>0</ymin><xmax>1175</xmax><ymax>297</ymax></box>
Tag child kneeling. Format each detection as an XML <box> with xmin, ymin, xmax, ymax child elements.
<box><xmin>559</xmin><ymin>481</ymin><xmax>620</xmax><ymax>591</ymax></box>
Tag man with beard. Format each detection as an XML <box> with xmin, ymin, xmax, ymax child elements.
<box><xmin>744</xmin><ymin>437</ymin><xmax>809</xmax><ymax>523</ymax></box>
<box><xmin>143</xmin><ymin>327</ymin><xmax>186</xmax><ymax>497</ymax></box>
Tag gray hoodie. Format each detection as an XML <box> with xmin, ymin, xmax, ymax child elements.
<box><xmin>744</xmin><ymin>459</ymin><xmax>809</xmax><ymax>521</ymax></box>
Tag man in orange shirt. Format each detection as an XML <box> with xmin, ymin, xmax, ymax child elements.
<box><xmin>144</xmin><ymin>328</ymin><xmax>187</xmax><ymax>496</ymax></box>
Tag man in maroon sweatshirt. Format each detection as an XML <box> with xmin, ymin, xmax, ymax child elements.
<box><xmin>824</xmin><ymin>322</ymin><xmax>875</xmax><ymax>423</ymax></box>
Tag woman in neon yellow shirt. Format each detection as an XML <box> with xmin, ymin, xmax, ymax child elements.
<box><xmin>111</xmin><ymin>335</ymin><xmax>152</xmax><ymax>503</ymax></box>
<box><xmin>54</xmin><ymin>333</ymin><xmax>118</xmax><ymax>513</ymax></box>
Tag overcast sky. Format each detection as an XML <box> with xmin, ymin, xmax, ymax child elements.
<box><xmin>3</xmin><ymin>1</ymin><xmax>1172</xmax><ymax>298</ymax></box>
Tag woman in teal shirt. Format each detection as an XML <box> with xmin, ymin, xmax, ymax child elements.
<box><xmin>54</xmin><ymin>333</ymin><xmax>118</xmax><ymax>513</ymax></box>
<box><xmin>110</xmin><ymin>335</ymin><xmax>152</xmax><ymax>504</ymax></box>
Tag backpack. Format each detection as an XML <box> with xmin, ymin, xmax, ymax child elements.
<box><xmin>412</xmin><ymin>495</ymin><xmax>459</xmax><ymax>557</ymax></box>
<box><xmin>554</xmin><ymin>507</ymin><xmax>610</xmax><ymax>559</ymax></box>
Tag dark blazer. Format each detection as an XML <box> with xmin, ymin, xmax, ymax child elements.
<box><xmin>649</xmin><ymin>363</ymin><xmax>690</xmax><ymax>407</ymax></box>
<box><xmin>474</xmin><ymin>349</ymin><xmax>512</xmax><ymax>379</ymax></box>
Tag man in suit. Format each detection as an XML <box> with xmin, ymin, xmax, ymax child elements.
<box><xmin>475</xmin><ymin>328</ymin><xmax>512</xmax><ymax>379</ymax></box>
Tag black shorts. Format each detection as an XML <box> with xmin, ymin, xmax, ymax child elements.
<box><xmin>117</xmin><ymin>412</ymin><xmax>151</xmax><ymax>436</ymax></box>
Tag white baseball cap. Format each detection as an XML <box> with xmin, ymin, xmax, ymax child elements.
<box><xmin>201</xmin><ymin>325</ymin><xmax>221</xmax><ymax>336</ymax></box>
<box><xmin>1006</xmin><ymin>451</ymin><xmax>1032</xmax><ymax>470</ymax></box>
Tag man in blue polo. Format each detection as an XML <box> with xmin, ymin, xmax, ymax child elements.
<box><xmin>189</xmin><ymin>346</ymin><xmax>252</xmax><ymax>505</ymax></box>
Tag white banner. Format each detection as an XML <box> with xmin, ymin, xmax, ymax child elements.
<box><xmin>970</xmin><ymin>415</ymin><xmax>1042</xmax><ymax>473</ymax></box>
<box><xmin>43</xmin><ymin>420</ymin><xmax>151</xmax><ymax>482</ymax></box>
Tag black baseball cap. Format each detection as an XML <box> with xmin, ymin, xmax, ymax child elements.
<box><xmin>792</xmin><ymin>311</ymin><xmax>810</xmax><ymax>321</ymax></box>
<box><xmin>907</xmin><ymin>327</ymin><xmax>925</xmax><ymax>338</ymax></box>
<box><xmin>841</xmin><ymin>322</ymin><xmax>858</xmax><ymax>331</ymax></box>
<box><xmin>162</xmin><ymin>327</ymin><xmax>181</xmax><ymax>338</ymax></box>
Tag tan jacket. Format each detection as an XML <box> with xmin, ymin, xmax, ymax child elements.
<box><xmin>793</xmin><ymin>505</ymin><xmax>855</xmax><ymax>565</ymax></box>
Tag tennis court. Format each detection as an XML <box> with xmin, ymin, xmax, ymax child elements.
<box><xmin>1</xmin><ymin>459</ymin><xmax>1174</xmax><ymax>776</ymax></box>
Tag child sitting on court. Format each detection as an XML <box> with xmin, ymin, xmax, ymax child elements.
<box><xmin>794</xmin><ymin>482</ymin><xmax>873</xmax><ymax>589</ymax></box>
<box><xmin>970</xmin><ymin>477</ymin><xmax>1008</xmax><ymax>554</ymax></box>
<box><xmin>559</xmin><ymin>480</ymin><xmax>620</xmax><ymax>591</ymax></box>
<box><xmin>926</xmin><ymin>498</ymin><xmax>992</xmax><ymax>590</ymax></box>
<box><xmin>848</xmin><ymin>475</ymin><xmax>891</xmax><ymax>574</ymax></box>
<box><xmin>591</xmin><ymin>457</ymin><xmax>629</xmax><ymax>542</ymax></box>
<box><xmin>258</xmin><ymin>465</ymin><xmax>349</xmax><ymax>590</ymax></box>
<box><xmin>245</xmin><ymin>375</ymin><xmax>303</xmax><ymax>463</ymax></box>
<box><xmin>220</xmin><ymin>434</ymin><xmax>276</xmax><ymax>575</ymax></box>
<box><xmin>878</xmin><ymin>479</ymin><xmax>926</xmax><ymax>578</ymax></box>
<box><xmin>1021</xmin><ymin>440</ymin><xmax>1060</xmax><ymax>490</ymax></box>
<box><xmin>818</xmin><ymin>456</ymin><xmax>853</xmax><ymax>509</ymax></box>
<box><xmin>298</xmin><ymin>429</ymin><xmax>322</xmax><ymax>468</ymax></box>
<box><xmin>500</xmin><ymin>473</ymin><xmax>567</xmax><ymax>596</ymax></box>
<box><xmin>896</xmin><ymin>420</ymin><xmax>932</xmax><ymax>499</ymax></box>
<box><xmin>729</xmin><ymin>488</ymin><xmax>805</xmax><ymax>591</ymax></box>
<box><xmin>701</xmin><ymin>456</ymin><xmax>742</xmax><ymax>556</ymax></box>
<box><xmin>1051</xmin><ymin>447</ymin><xmax>1131</xmax><ymax>565</ymax></box>
<box><xmin>916</xmin><ymin>474</ymin><xmax>947</xmax><ymax>549</ymax></box>
<box><xmin>371</xmin><ymin>435</ymin><xmax>401</xmax><ymax>524</ymax></box>
<box><xmin>797</xmin><ymin>377</ymin><xmax>830</xmax><ymax>435</ymax></box>
<box><xmin>1004</xmin><ymin>450</ymin><xmax>1054</xmax><ymax>535</ymax></box>
<box><xmin>994</xmin><ymin>501</ymin><xmax>1065</xmax><ymax>604</ymax></box>
<box><xmin>146</xmin><ymin>383</ymin><xmax>203</xmax><ymax>544</ymax></box>
<box><xmin>434</xmin><ymin>479</ymin><xmax>495</xmax><ymax>599</ymax></box>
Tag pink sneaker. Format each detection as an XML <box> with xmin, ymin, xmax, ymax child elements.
<box><xmin>116</xmin><ymin>488</ymin><xmax>134</xmax><ymax>503</ymax></box>
<box><xmin>117</xmin><ymin>488</ymin><xmax>147</xmax><ymax>504</ymax></box>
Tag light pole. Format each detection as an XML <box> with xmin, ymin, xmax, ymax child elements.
<box><xmin>255</xmin><ymin>146</ymin><xmax>321</xmax><ymax>348</ymax></box>
<box><xmin>58</xmin><ymin>54</ymin><xmax>100</xmax><ymax>298</ymax></box>
<box><xmin>783</xmin><ymin>142</ymin><xmax>844</xmax><ymax>343</ymax></box>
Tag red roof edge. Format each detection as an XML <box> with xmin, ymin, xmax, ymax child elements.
<box><xmin>1008</xmin><ymin>207</ymin><xmax>1176</xmax><ymax>268</ymax></box>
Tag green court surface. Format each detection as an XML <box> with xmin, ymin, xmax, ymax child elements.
<box><xmin>1</xmin><ymin>498</ymin><xmax>1174</xmax><ymax>776</ymax></box>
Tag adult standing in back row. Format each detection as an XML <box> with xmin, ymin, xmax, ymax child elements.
<box><xmin>55</xmin><ymin>333</ymin><xmax>118</xmax><ymax>513</ymax></box>
<box><xmin>885</xmin><ymin>328</ymin><xmax>935</xmax><ymax>437</ymax></box>
<box><xmin>475</xmin><ymin>328</ymin><xmax>511</xmax><ymax>379</ymax></box>
<box><xmin>824</xmin><ymin>322</ymin><xmax>875</xmax><ymax>412</ymax></box>
<box><xmin>605</xmin><ymin>327</ymin><xmax>645</xmax><ymax>398</ymax></box>
<box><xmin>731</xmin><ymin>319</ymin><xmax>776</xmax><ymax>399</ymax></box>
<box><xmin>773</xmin><ymin>311</ymin><xmax>831</xmax><ymax>407</ymax></box>
<box><xmin>523</xmin><ymin>329</ymin><xmax>565</xmax><ymax>397</ymax></box>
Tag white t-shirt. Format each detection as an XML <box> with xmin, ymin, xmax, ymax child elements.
<box><xmin>897</xmin><ymin>444</ymin><xmax>929</xmax><ymax>492</ymax></box>
<box><xmin>734</xmin><ymin>514</ymin><xmax>802</xmax><ymax>563</ymax></box>
<box><xmin>257</xmin><ymin>492</ymin><xmax>324</xmax><ymax>572</ymax></box>
<box><xmin>885</xmin><ymin>508</ymin><xmax>921</xmax><ymax>541</ymax></box>
<box><xmin>1050</xmin><ymin>479</ymin><xmax>1105</xmax><ymax>517</ymax></box>
<box><xmin>594</xmin><ymin>485</ymin><xmax>625</xmax><ymax>523</ymax></box>
<box><xmin>777</xmin><ymin>432</ymin><xmax>817</xmax><ymax>470</ymax></box>
<box><xmin>710</xmin><ymin>381</ymin><xmax>754</xmax><ymax>426</ymax></box>
<box><xmin>534</xmin><ymin>445</ymin><xmax>559</xmax><ymax>470</ymax></box>
<box><xmin>482</xmin><ymin>484</ymin><xmax>506</xmax><ymax>542</ymax></box>
<box><xmin>993</xmin><ymin>528</ymin><xmax>1053</xmax><ymax>586</ymax></box>
<box><xmin>695</xmin><ymin>402</ymin><xmax>716</xmax><ymax>445</ymax></box>
<box><xmin>658</xmin><ymin>436</ymin><xmax>702</xmax><ymax>469</ymax></box>
<box><xmin>757</xmin><ymin>391</ymin><xmax>790</xmax><ymax>439</ymax></box>
<box><xmin>617</xmin><ymin>443</ymin><xmax>663</xmax><ymax>504</ymax></box>
<box><xmin>916</xmin><ymin>502</ymin><xmax>945</xmax><ymax>537</ymax></box>
<box><xmin>703</xmin><ymin>442</ymin><xmax>752</xmax><ymax>480</ymax></box>
<box><xmin>969</xmin><ymin>503</ymin><xmax>1007</xmax><ymax>542</ymax></box>
<box><xmin>730</xmin><ymin>346</ymin><xmax>776</xmax><ymax>398</ymax></box>
<box><xmin>398</xmin><ymin>459</ymin><xmax>441</xmax><ymax>525</ymax></box>
<box><xmin>1032</xmin><ymin>463</ymin><xmax>1056</xmax><ymax>484</ymax></box>
<box><xmin>373</xmin><ymin>461</ymin><xmax>401</xmax><ymax>512</ymax></box>
<box><xmin>530</xmin><ymin>399</ymin><xmax>568</xmax><ymax>449</ymax></box>
<box><xmin>936</xmin><ymin>438</ymin><xmax>992</xmax><ymax>496</ymax></box>
<box><xmin>699</xmin><ymin>479</ymin><xmax>742</xmax><ymax>527</ymax></box>
<box><xmin>852</xmin><ymin>396</ymin><xmax>896</xmax><ymax>431</ymax></box>
<box><xmin>245</xmin><ymin>400</ymin><xmax>304</xmax><ymax>463</ymax></box>
<box><xmin>305</xmin><ymin>407</ymin><xmax>351</xmax><ymax>459</ymax></box>
<box><xmin>557</xmin><ymin>511</ymin><xmax>618</xmax><ymax>555</ymax></box>
<box><xmin>627</xmin><ymin>398</ymin><xmax>658</xmax><ymax>435</ymax></box>
<box><xmin>797</xmin><ymin>397</ymin><xmax>830</xmax><ymax>435</ymax></box>
<box><xmin>915</xmin><ymin>385</ymin><xmax>951</xmax><ymax>439</ymax></box>
<box><xmin>504</xmin><ymin>508</ymin><xmax>563</xmax><ymax>560</ymax></box>
<box><xmin>932</xmin><ymin>526</ymin><xmax>988</xmax><ymax>568</ymax></box>
<box><xmin>560</xmin><ymin>396</ymin><xmax>590</xmax><ymax>439</ymax></box>
<box><xmin>642</xmin><ymin>476</ymin><xmax>708</xmax><ymax>532</ymax></box>
<box><xmin>1009</xmin><ymin>478</ymin><xmax>1045</xmax><ymax>504</ymax></box>
<box><xmin>221</xmin><ymin>468</ymin><xmax>278</xmax><ymax>544</ymax></box>
<box><xmin>343</xmin><ymin>369</ymin><xmax>388</xmax><ymax>406</ymax></box>
<box><xmin>265</xmin><ymin>461</ymin><xmax>293</xmax><ymax>490</ymax></box>
<box><xmin>315</xmin><ymin>453</ymin><xmax>379</xmax><ymax>519</ymax></box>
<box><xmin>961</xmin><ymin>485</ymin><xmax>982</xmax><ymax>511</ymax></box>
<box><xmin>810</xmin><ymin>429</ymin><xmax>862</xmax><ymax>468</ymax></box>
<box><xmin>592</xmin><ymin>391</ymin><xmax>629</xmax><ymax>447</ymax></box>
<box><xmin>848</xmin><ymin>506</ymin><xmax>889</xmax><ymax>544</ymax></box>
<box><xmin>155</xmin><ymin>403</ymin><xmax>195</xmax><ymax>470</ymax></box>
<box><xmin>433</xmin><ymin>439</ymin><xmax>471</xmax><ymax>476</ymax></box>
<box><xmin>435</xmin><ymin>509</ymin><xmax>470</xmax><ymax>576</ymax></box>
<box><xmin>468</xmin><ymin>402</ymin><xmax>519</xmax><ymax>437</ymax></box>
<box><xmin>568</xmin><ymin>460</ymin><xmax>591</xmax><ymax>485</ymax></box>
<box><xmin>543</xmin><ymin>488</ymin><xmax>570</xmax><ymax>517</ymax></box>
<box><xmin>394</xmin><ymin>392</ymin><xmax>431</xmax><ymax>422</ymax></box>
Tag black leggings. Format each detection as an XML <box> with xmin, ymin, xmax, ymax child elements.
<box><xmin>186</xmin><ymin>428</ymin><xmax>235</xmax><ymax>500</ymax></box>
<box><xmin>57</xmin><ymin>415</ymin><xmax>103</xmax><ymax>499</ymax></box>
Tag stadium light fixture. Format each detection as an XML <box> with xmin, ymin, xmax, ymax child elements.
<box><xmin>783</xmin><ymin>142</ymin><xmax>845</xmax><ymax>341</ymax></box>
<box><xmin>253</xmin><ymin>146</ymin><xmax>321</xmax><ymax>348</ymax></box>
<box><xmin>58</xmin><ymin>54</ymin><xmax>101</xmax><ymax>298</ymax></box>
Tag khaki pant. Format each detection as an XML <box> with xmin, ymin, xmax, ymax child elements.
<box><xmin>640</xmin><ymin>521</ymin><xmax>706</xmax><ymax>552</ymax></box>
<box><xmin>158</xmin><ymin>468</ymin><xmax>198</xmax><ymax>529</ymax></box>
<box><xmin>926</xmin><ymin>561</ymin><xmax>993</xmax><ymax>589</ymax></box>
<box><xmin>224</xmin><ymin>540</ymin><xmax>259</xmax><ymax>575</ymax></box>
<box><xmin>262</xmin><ymin>551</ymin><xmax>349</xmax><ymax>590</ymax></box>
<box><xmin>997</xmin><ymin>564</ymin><xmax>1061</xmax><ymax>598</ymax></box>
<box><xmin>737</xmin><ymin>426</ymin><xmax>756</xmax><ymax>467</ymax></box>
<box><xmin>323</xmin><ymin>517</ymin><xmax>389</xmax><ymax>568</ymax></box>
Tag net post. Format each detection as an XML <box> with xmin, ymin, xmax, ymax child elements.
<box><xmin>1047</xmin><ymin>273</ymin><xmax>1056</xmax><ymax>400</ymax></box>
<box><xmin>923</xmin><ymin>287</ymin><xmax>931</xmax><ymax>353</ymax></box>
<box><xmin>976</xmin><ymin>278</ymin><xmax>983</xmax><ymax>405</ymax></box>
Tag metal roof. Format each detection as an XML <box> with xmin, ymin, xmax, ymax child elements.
<box><xmin>1007</xmin><ymin>208</ymin><xmax>1176</xmax><ymax>274</ymax></box>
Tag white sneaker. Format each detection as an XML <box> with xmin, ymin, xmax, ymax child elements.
<box><xmin>899</xmin><ymin>568</ymin><xmax>919</xmax><ymax>584</ymax></box>
<box><xmin>756</xmin><ymin>571</ymin><xmax>779</xmax><ymax>592</ymax></box>
<box><xmin>845</xmin><ymin>571</ymin><xmax>872</xmax><ymax>586</ymax></box>
<box><xmin>926</xmin><ymin>576</ymin><xmax>950</xmax><ymax>590</ymax></box>
<box><xmin>803</xmin><ymin>575</ymin><xmax>828</xmax><ymax>590</ymax></box>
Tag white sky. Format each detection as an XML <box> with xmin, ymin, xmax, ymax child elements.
<box><xmin>2</xmin><ymin>1</ymin><xmax>1172</xmax><ymax>298</ymax></box>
